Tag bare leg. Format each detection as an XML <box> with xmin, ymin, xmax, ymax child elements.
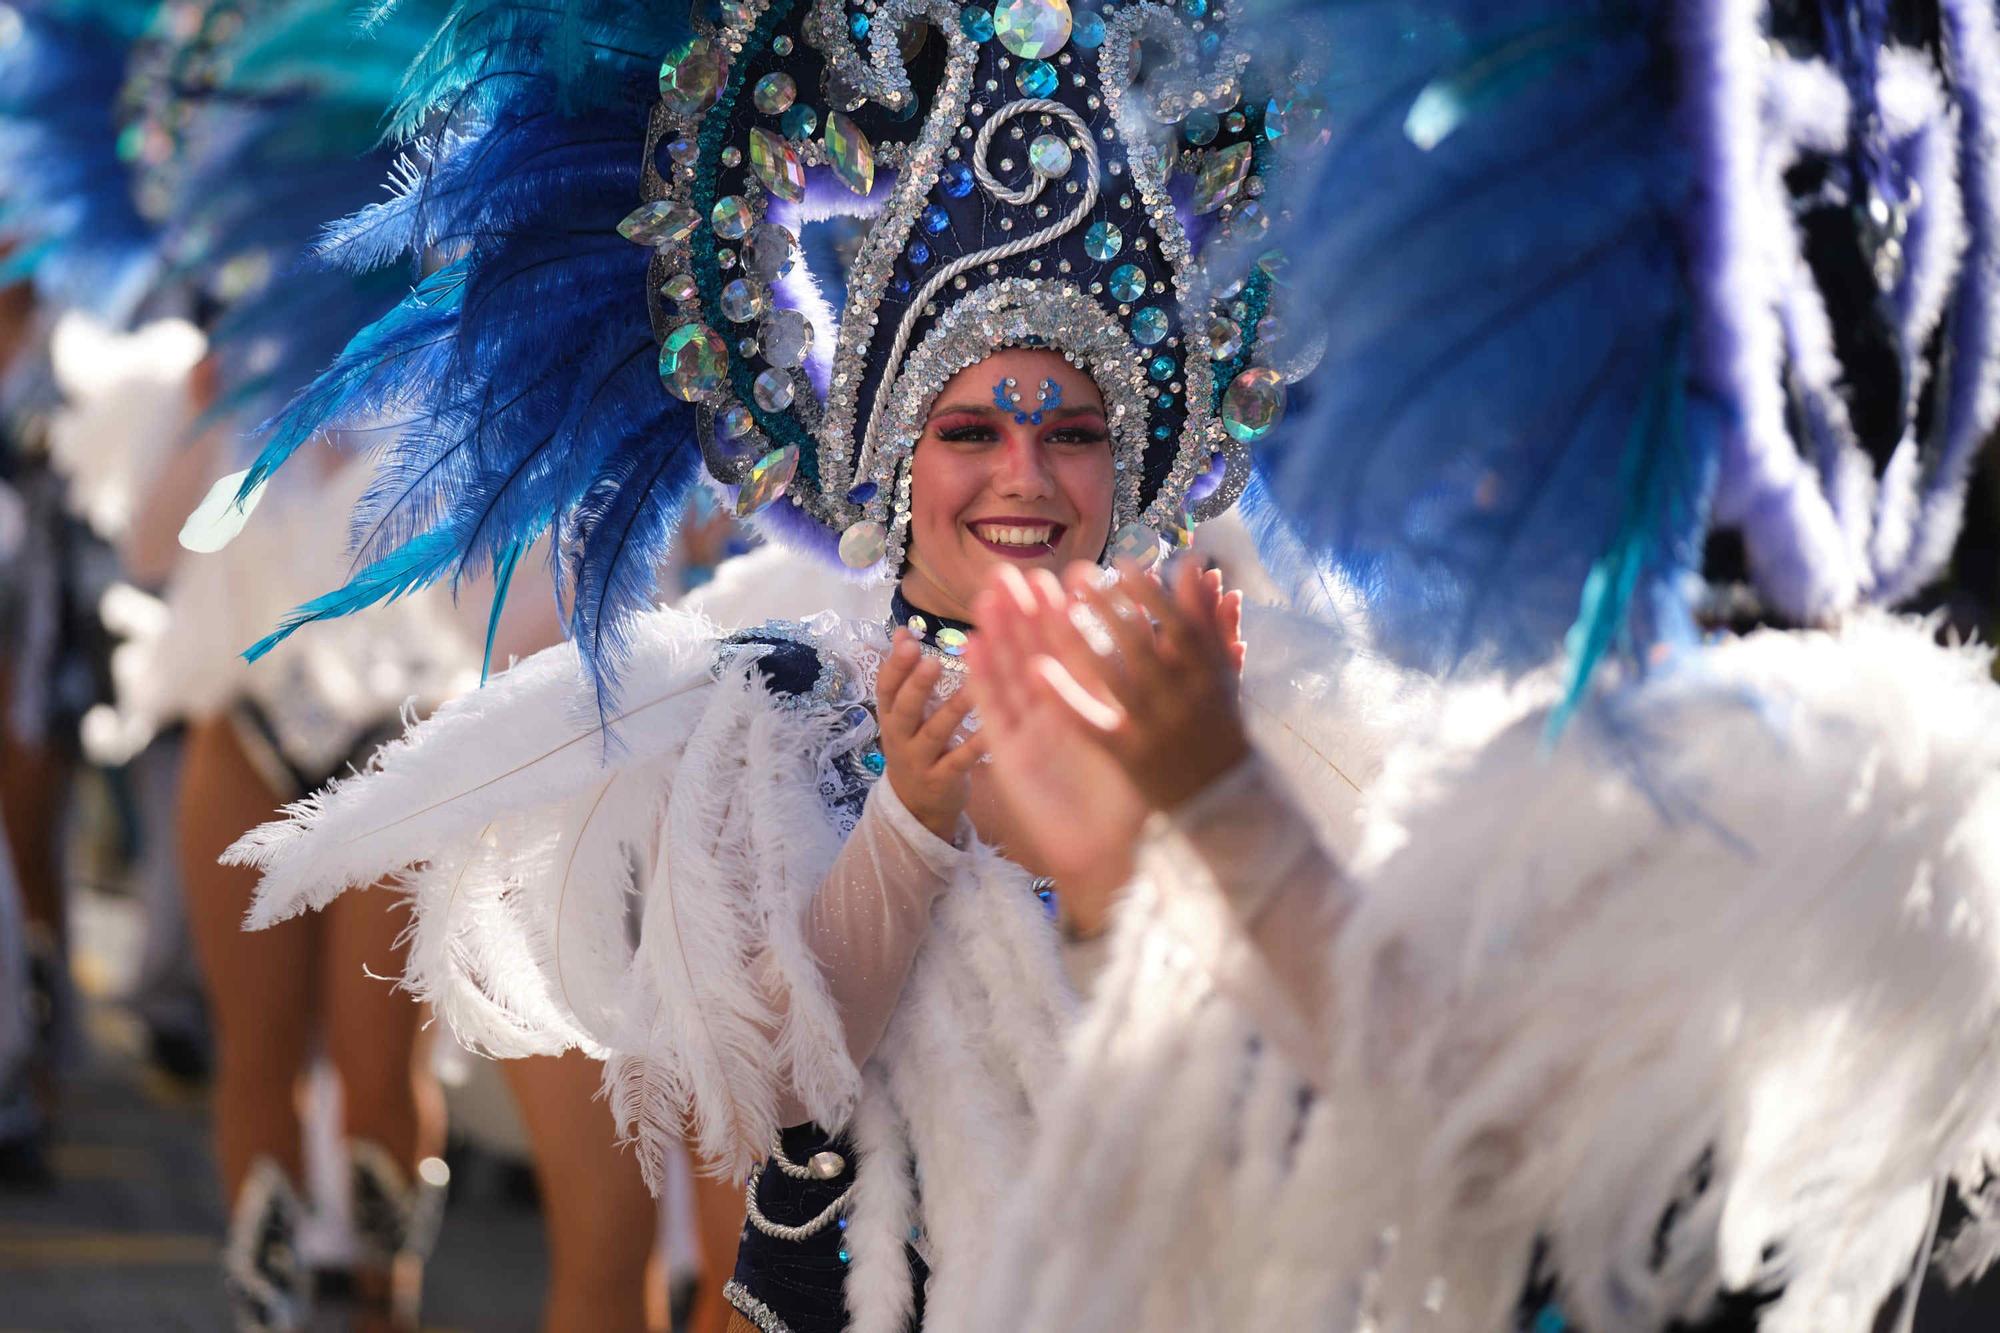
<box><xmin>322</xmin><ymin>883</ymin><xmax>442</xmax><ymax>1331</ymax></box>
<box><xmin>505</xmin><ymin>1051</ymin><xmax>661</xmax><ymax>1333</ymax></box>
<box><xmin>178</xmin><ymin>715</ymin><xmax>316</xmax><ymax>1197</ymax></box>
<box><xmin>685</xmin><ymin>1167</ymin><xmax>746</xmax><ymax>1333</ymax></box>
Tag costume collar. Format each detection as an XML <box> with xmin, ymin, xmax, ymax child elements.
<box><xmin>889</xmin><ymin>585</ymin><xmax>972</xmax><ymax>660</ymax></box>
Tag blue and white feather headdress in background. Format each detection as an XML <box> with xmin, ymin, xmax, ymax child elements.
<box><xmin>1242</xmin><ymin>0</ymin><xmax>2000</xmax><ymax>706</ymax></box>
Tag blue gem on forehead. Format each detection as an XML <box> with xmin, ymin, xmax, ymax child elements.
<box><xmin>992</xmin><ymin>376</ymin><xmax>1062</xmax><ymax>424</ymax></box>
<box><xmin>941</xmin><ymin>161</ymin><xmax>975</xmax><ymax>198</ymax></box>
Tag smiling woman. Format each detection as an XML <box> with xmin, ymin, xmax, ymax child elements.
<box><xmin>900</xmin><ymin>349</ymin><xmax>1117</xmax><ymax>623</ymax></box>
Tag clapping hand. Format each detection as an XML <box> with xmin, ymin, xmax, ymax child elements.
<box><xmin>877</xmin><ymin>631</ymin><xmax>987</xmax><ymax>843</ymax></box>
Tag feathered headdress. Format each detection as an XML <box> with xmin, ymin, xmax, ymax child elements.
<box><xmin>235</xmin><ymin>0</ymin><xmax>1312</xmax><ymax>703</ymax></box>
<box><xmin>1241</xmin><ymin>0</ymin><xmax>2000</xmax><ymax>713</ymax></box>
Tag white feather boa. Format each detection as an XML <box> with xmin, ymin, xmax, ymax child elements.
<box><xmin>225</xmin><ymin>606</ymin><xmax>1090</xmax><ymax>1332</ymax></box>
<box><xmin>971</xmin><ymin>612</ymin><xmax>2000</xmax><ymax>1333</ymax></box>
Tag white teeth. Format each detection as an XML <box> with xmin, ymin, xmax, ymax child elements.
<box><xmin>974</xmin><ymin>523</ymin><xmax>1054</xmax><ymax>547</ymax></box>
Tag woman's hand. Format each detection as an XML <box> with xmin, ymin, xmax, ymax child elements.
<box><xmin>966</xmin><ymin>568</ymin><xmax>1149</xmax><ymax>933</ymax></box>
<box><xmin>1033</xmin><ymin>558</ymin><xmax>1251</xmax><ymax>814</ymax></box>
<box><xmin>876</xmin><ymin>631</ymin><xmax>986</xmax><ymax>843</ymax></box>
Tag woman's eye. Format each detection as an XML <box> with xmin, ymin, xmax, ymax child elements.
<box><xmin>934</xmin><ymin>424</ymin><xmax>998</xmax><ymax>443</ymax></box>
<box><xmin>1046</xmin><ymin>428</ymin><xmax>1109</xmax><ymax>446</ymax></box>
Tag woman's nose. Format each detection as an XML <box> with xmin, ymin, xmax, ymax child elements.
<box><xmin>994</xmin><ymin>430</ymin><xmax>1054</xmax><ymax>498</ymax></box>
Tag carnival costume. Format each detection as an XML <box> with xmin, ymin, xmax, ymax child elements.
<box><xmin>965</xmin><ymin>2</ymin><xmax>2000</xmax><ymax>1330</ymax></box>
<box><xmin>203</xmin><ymin>1</ymin><xmax>1400</xmax><ymax>1329</ymax></box>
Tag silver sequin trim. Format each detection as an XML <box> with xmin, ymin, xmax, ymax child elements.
<box><xmin>723</xmin><ymin>1279</ymin><xmax>797</xmax><ymax>1333</ymax></box>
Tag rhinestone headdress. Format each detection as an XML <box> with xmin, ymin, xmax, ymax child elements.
<box><xmin>630</xmin><ymin>0</ymin><xmax>1303</xmax><ymax>575</ymax></box>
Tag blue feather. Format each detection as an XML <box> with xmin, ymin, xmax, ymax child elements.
<box><xmin>244</xmin><ymin>525</ymin><xmax>464</xmax><ymax>662</ymax></box>
<box><xmin>1248</xmin><ymin>2</ymin><xmax>1705</xmax><ymax>689</ymax></box>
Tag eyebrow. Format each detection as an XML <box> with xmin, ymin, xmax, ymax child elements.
<box><xmin>926</xmin><ymin>401</ymin><xmax>1107</xmax><ymax>420</ymax></box>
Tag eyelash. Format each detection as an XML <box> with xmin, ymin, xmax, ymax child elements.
<box><xmin>930</xmin><ymin>424</ymin><xmax>1108</xmax><ymax>445</ymax></box>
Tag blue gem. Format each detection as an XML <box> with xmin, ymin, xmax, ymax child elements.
<box><xmin>781</xmin><ymin>104</ymin><xmax>819</xmax><ymax>139</ymax></box>
<box><xmin>1199</xmin><ymin>30</ymin><xmax>1221</xmax><ymax>57</ymax></box>
<box><xmin>908</xmin><ymin>1226</ymin><xmax>921</xmax><ymax>1241</ymax></box>
<box><xmin>1083</xmin><ymin>220</ymin><xmax>1123</xmax><ymax>260</ymax></box>
<box><xmin>1017</xmin><ymin>59</ymin><xmax>1058</xmax><ymax>97</ymax></box>
<box><xmin>837</xmin><ymin>1248</ymin><xmax>852</xmax><ymax>1264</ymax></box>
<box><xmin>1183</xmin><ymin>110</ymin><xmax>1219</xmax><ymax>146</ymax></box>
<box><xmin>849</xmin><ymin>12</ymin><xmax>871</xmax><ymax>38</ymax></box>
<box><xmin>923</xmin><ymin>203</ymin><xmax>951</xmax><ymax>234</ymax></box>
<box><xmin>959</xmin><ymin>5</ymin><xmax>995</xmax><ymax>41</ymax></box>
<box><xmin>1131</xmin><ymin>305</ymin><xmax>1170</xmax><ymax>345</ymax></box>
<box><xmin>1072</xmin><ymin>10</ymin><xmax>1105</xmax><ymax>48</ymax></box>
<box><xmin>892</xmin><ymin>275</ymin><xmax>911</xmax><ymax>294</ymax></box>
<box><xmin>1180</xmin><ymin>0</ymin><xmax>1207</xmax><ymax>16</ymax></box>
<box><xmin>1533</xmin><ymin>1305</ymin><xmax>1568</xmax><ymax>1333</ymax></box>
<box><xmin>846</xmin><ymin>481</ymin><xmax>878</xmax><ymax>504</ymax></box>
<box><xmin>941</xmin><ymin>161</ymin><xmax>975</xmax><ymax>198</ymax></box>
<box><xmin>863</xmin><ymin>748</ymin><xmax>886</xmax><ymax>775</ymax></box>
<box><xmin>1108</xmin><ymin>263</ymin><xmax>1146</xmax><ymax>303</ymax></box>
<box><xmin>1153</xmin><ymin>424</ymin><xmax>1173</xmax><ymax>440</ymax></box>
<box><xmin>1149</xmin><ymin>355</ymin><xmax>1176</xmax><ymax>382</ymax></box>
<box><xmin>837</xmin><ymin>1217</ymin><xmax>850</xmax><ymax>1231</ymax></box>
<box><xmin>909</xmin><ymin>240</ymin><xmax>931</xmax><ymax>266</ymax></box>
<box><xmin>1035</xmin><ymin>886</ymin><xmax>1058</xmax><ymax>920</ymax></box>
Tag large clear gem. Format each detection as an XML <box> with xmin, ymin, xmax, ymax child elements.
<box><xmin>1193</xmin><ymin>142</ymin><xmax>1253</xmax><ymax>214</ymax></box>
<box><xmin>753</xmin><ymin>368</ymin><xmax>796</xmax><ymax>411</ymax></box>
<box><xmin>1028</xmin><ymin>134</ymin><xmax>1072</xmax><ymax>178</ymax></box>
<box><xmin>1221</xmin><ymin>367</ymin><xmax>1286</xmax><ymax>442</ymax></box>
<box><xmin>618</xmin><ymin>200</ymin><xmax>697</xmax><ymax>247</ymax></box>
<box><xmin>710</xmin><ymin>195</ymin><xmax>753</xmax><ymax>240</ymax></box>
<box><xmin>838</xmin><ymin>520</ymin><xmax>887</xmax><ymax>569</ymax></box>
<box><xmin>742</xmin><ymin>223</ymin><xmax>797</xmax><ymax>279</ymax></box>
<box><xmin>753</xmin><ymin>72</ymin><xmax>797</xmax><ymax>115</ymax></box>
<box><xmin>658</xmin><ymin>323</ymin><xmax>728</xmax><ymax>402</ymax></box>
<box><xmin>719</xmin><ymin>278</ymin><xmax>767</xmax><ymax>323</ymax></box>
<box><xmin>825</xmin><ymin>113</ymin><xmax>876</xmax><ymax>195</ymax></box>
<box><xmin>736</xmin><ymin>444</ymin><xmax>799</xmax><ymax>516</ymax></box>
<box><xmin>659</xmin><ymin>38</ymin><xmax>728</xmax><ymax>116</ymax></box>
<box><xmin>759</xmin><ymin>308</ymin><xmax>813</xmax><ymax>367</ymax></box>
<box><xmin>992</xmin><ymin>0</ymin><xmax>1070</xmax><ymax>59</ymax></box>
<box><xmin>749</xmin><ymin>128</ymin><xmax>806</xmax><ymax>203</ymax></box>
<box><xmin>1107</xmin><ymin>522</ymin><xmax>1162</xmax><ymax>568</ymax></box>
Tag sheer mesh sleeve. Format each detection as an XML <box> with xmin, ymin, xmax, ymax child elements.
<box><xmin>1137</xmin><ymin>755</ymin><xmax>1349</xmax><ymax>1084</ymax></box>
<box><xmin>797</xmin><ymin>775</ymin><xmax>967</xmax><ymax>1082</ymax></box>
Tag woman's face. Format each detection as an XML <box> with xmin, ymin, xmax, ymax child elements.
<box><xmin>899</xmin><ymin>348</ymin><xmax>1116</xmax><ymax>617</ymax></box>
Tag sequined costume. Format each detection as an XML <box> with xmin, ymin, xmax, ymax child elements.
<box><xmin>209</xmin><ymin>0</ymin><xmax>1342</xmax><ymax>1326</ymax></box>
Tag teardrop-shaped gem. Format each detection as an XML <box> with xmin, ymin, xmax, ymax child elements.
<box><xmin>749</xmin><ymin>128</ymin><xmax>806</xmax><ymax>204</ymax></box>
<box><xmin>659</xmin><ymin>38</ymin><xmax>729</xmax><ymax>116</ymax></box>
<box><xmin>618</xmin><ymin>200</ymin><xmax>698</xmax><ymax>248</ymax></box>
<box><xmin>1193</xmin><ymin>142</ymin><xmax>1253</xmax><ymax>215</ymax></box>
<box><xmin>1221</xmin><ymin>367</ymin><xmax>1286</xmax><ymax>442</ymax></box>
<box><xmin>658</xmin><ymin>323</ymin><xmax>728</xmax><ymax>402</ymax></box>
<box><xmin>838</xmin><ymin>519</ymin><xmax>887</xmax><ymax>568</ymax></box>
<box><xmin>736</xmin><ymin>444</ymin><xmax>800</xmax><ymax>516</ymax></box>
<box><xmin>824</xmin><ymin>113</ymin><xmax>876</xmax><ymax>196</ymax></box>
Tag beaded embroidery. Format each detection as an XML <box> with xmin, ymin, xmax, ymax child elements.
<box><xmin>628</xmin><ymin>0</ymin><xmax>1311</xmax><ymax>575</ymax></box>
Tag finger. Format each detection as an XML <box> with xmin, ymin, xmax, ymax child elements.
<box><xmin>1029</xmin><ymin>654</ymin><xmax>1125</xmax><ymax>737</ymax></box>
<box><xmin>1219</xmin><ymin>589</ymin><xmax>1247</xmax><ymax>674</ymax></box>
<box><xmin>935</xmin><ymin>732</ymin><xmax>988</xmax><ymax>777</ymax></box>
<box><xmin>915</xmin><ymin>686</ymin><xmax>978</xmax><ymax>757</ymax></box>
<box><xmin>876</xmin><ymin>631</ymin><xmax>920</xmax><ymax>712</ymax></box>
<box><xmin>1170</xmin><ymin>558</ymin><xmax>1231</xmax><ymax>665</ymax></box>
<box><xmin>969</xmin><ymin>589</ymin><xmax>1030</xmax><ymax>731</ymax></box>
<box><xmin>1070</xmin><ymin>569</ymin><xmax>1169</xmax><ymax>699</ymax></box>
<box><xmin>889</xmin><ymin>654</ymin><xmax>943</xmax><ymax>736</ymax></box>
